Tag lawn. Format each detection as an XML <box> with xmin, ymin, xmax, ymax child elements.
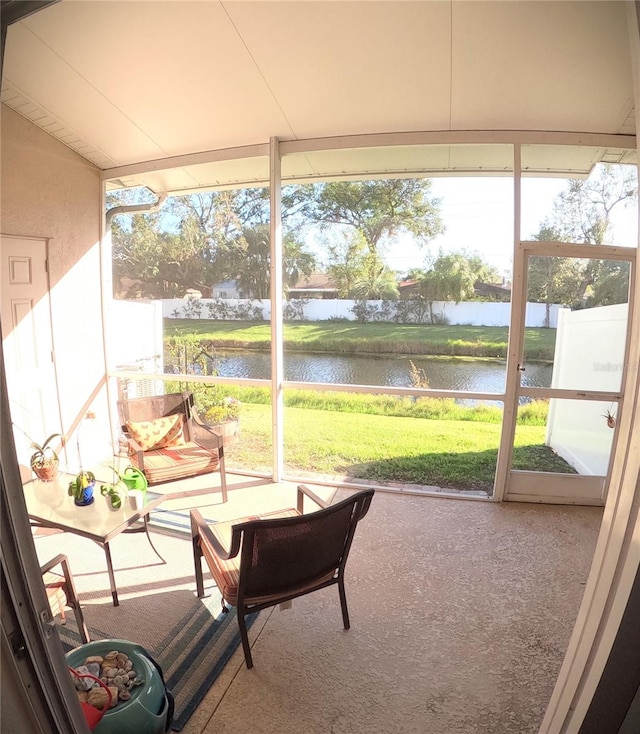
<box><xmin>165</xmin><ymin>320</ymin><xmax>557</xmax><ymax>360</ymax></box>
<box><xmin>226</xmin><ymin>404</ymin><xmax>574</xmax><ymax>493</ymax></box>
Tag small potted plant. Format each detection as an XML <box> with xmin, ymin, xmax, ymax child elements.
<box><xmin>99</xmin><ymin>474</ymin><xmax>127</xmax><ymax>510</ymax></box>
<box><xmin>99</xmin><ymin>465</ymin><xmax>146</xmax><ymax>510</ymax></box>
<box><xmin>68</xmin><ymin>471</ymin><xmax>96</xmax><ymax>506</ymax></box>
<box><xmin>192</xmin><ymin>385</ymin><xmax>241</xmax><ymax>446</ymax></box>
<box><xmin>29</xmin><ymin>433</ymin><xmax>64</xmax><ymax>481</ymax></box>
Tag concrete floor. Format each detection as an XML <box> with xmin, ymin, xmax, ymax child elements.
<box><xmin>34</xmin><ymin>474</ymin><xmax>603</xmax><ymax>734</ymax></box>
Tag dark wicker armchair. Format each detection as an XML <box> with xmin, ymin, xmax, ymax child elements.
<box><xmin>190</xmin><ymin>485</ymin><xmax>374</xmax><ymax>668</ymax></box>
<box><xmin>41</xmin><ymin>554</ymin><xmax>90</xmax><ymax>644</ymax></box>
<box><xmin>117</xmin><ymin>391</ymin><xmax>227</xmax><ymax>501</ymax></box>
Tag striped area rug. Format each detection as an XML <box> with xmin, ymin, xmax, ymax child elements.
<box><xmin>148</xmin><ymin>507</ymin><xmax>218</xmax><ymax>536</ymax></box>
<box><xmin>58</xmin><ymin>593</ymin><xmax>258</xmax><ymax>731</ymax></box>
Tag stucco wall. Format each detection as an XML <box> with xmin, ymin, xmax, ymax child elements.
<box><xmin>1</xmin><ymin>105</ymin><xmax>111</xmax><ymax>468</ymax></box>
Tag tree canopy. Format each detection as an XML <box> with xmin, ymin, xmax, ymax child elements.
<box><xmin>110</xmin><ymin>177</ymin><xmax>445</xmax><ymax>300</ymax></box>
<box><xmin>528</xmin><ymin>163</ymin><xmax>637</xmax><ymax>319</ymax></box>
<box><xmin>309</xmin><ymin>178</ymin><xmax>444</xmax><ymax>256</ymax></box>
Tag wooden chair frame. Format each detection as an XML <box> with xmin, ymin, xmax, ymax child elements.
<box><xmin>191</xmin><ymin>485</ymin><xmax>374</xmax><ymax>668</ymax></box>
<box><xmin>40</xmin><ymin>553</ymin><xmax>90</xmax><ymax>644</ymax></box>
<box><xmin>117</xmin><ymin>391</ymin><xmax>228</xmax><ymax>501</ymax></box>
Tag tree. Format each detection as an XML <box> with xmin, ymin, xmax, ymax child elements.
<box><xmin>538</xmin><ymin>164</ymin><xmax>637</xmax><ymax>246</ymax></box>
<box><xmin>309</xmin><ymin>178</ymin><xmax>444</xmax><ymax>258</ymax></box>
<box><xmin>526</xmin><ymin>254</ymin><xmax>585</xmax><ymax>327</ymax></box>
<box><xmin>112</xmin><ymin>213</ymin><xmax>217</xmax><ymax>297</ymax></box>
<box><xmin>113</xmin><ymin>186</ymin><xmax>316</xmax><ymax>298</ymax></box>
<box><xmin>415</xmin><ymin>252</ymin><xmax>478</xmax><ymax>323</ymax></box>
<box><xmin>529</xmin><ymin>163</ymin><xmax>637</xmax><ymax>316</ymax></box>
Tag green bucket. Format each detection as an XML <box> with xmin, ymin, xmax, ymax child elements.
<box><xmin>66</xmin><ymin>639</ymin><xmax>173</xmax><ymax>734</ymax></box>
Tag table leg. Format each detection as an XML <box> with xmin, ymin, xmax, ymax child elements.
<box><xmin>143</xmin><ymin>516</ymin><xmax>167</xmax><ymax>564</ymax></box>
<box><xmin>103</xmin><ymin>541</ymin><xmax>119</xmax><ymax>607</ymax></box>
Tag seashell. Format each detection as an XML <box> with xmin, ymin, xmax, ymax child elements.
<box><xmin>105</xmin><ymin>668</ymin><xmax>117</xmax><ymax>678</ymax></box>
<box><xmin>112</xmin><ymin>675</ymin><xmax>125</xmax><ymax>687</ymax></box>
<box><xmin>118</xmin><ymin>689</ymin><xmax>131</xmax><ymax>701</ymax></box>
<box><xmin>127</xmin><ymin>670</ymin><xmax>137</xmax><ymax>679</ymax></box>
<box><xmin>104</xmin><ymin>651</ymin><xmax>119</xmax><ymax>660</ymax></box>
<box><xmin>84</xmin><ymin>656</ymin><xmax>104</xmax><ymax>665</ymax></box>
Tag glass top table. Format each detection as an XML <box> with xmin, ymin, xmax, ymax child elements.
<box><xmin>23</xmin><ymin>471</ymin><xmax>166</xmax><ymax>606</ymax></box>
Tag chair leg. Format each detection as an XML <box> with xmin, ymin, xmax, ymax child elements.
<box><xmin>218</xmin><ymin>446</ymin><xmax>228</xmax><ymax>503</ymax></box>
<box><xmin>193</xmin><ymin>542</ymin><xmax>205</xmax><ymax>598</ymax></box>
<box><xmin>237</xmin><ymin>607</ymin><xmax>253</xmax><ymax>669</ymax></box>
<box><xmin>70</xmin><ymin>603</ymin><xmax>91</xmax><ymax>644</ymax></box>
<box><xmin>338</xmin><ymin>577</ymin><xmax>350</xmax><ymax>630</ymax></box>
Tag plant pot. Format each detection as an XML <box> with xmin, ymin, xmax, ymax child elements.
<box><xmin>32</xmin><ymin>463</ymin><xmax>59</xmax><ymax>482</ymax></box>
<box><xmin>206</xmin><ymin>418</ymin><xmax>240</xmax><ymax>447</ymax></box>
<box><xmin>74</xmin><ymin>482</ymin><xmax>95</xmax><ymax>507</ymax></box>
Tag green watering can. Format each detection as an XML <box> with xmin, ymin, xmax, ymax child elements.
<box><xmin>120</xmin><ymin>466</ymin><xmax>148</xmax><ymax>493</ymax></box>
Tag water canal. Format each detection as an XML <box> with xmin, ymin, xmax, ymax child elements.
<box><xmin>211</xmin><ymin>350</ymin><xmax>552</xmax><ymax>394</ymax></box>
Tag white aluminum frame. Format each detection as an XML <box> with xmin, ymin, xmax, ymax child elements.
<box><xmin>497</xmin><ymin>240</ymin><xmax>636</xmax><ymax>505</ymax></box>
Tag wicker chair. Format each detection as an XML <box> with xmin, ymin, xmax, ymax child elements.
<box><xmin>117</xmin><ymin>391</ymin><xmax>227</xmax><ymax>501</ymax></box>
<box><xmin>190</xmin><ymin>485</ymin><xmax>374</xmax><ymax>668</ymax></box>
<box><xmin>41</xmin><ymin>554</ymin><xmax>90</xmax><ymax>644</ymax></box>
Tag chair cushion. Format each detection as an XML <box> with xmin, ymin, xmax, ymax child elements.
<box><xmin>132</xmin><ymin>441</ymin><xmax>219</xmax><ymax>484</ymax></box>
<box><xmin>126</xmin><ymin>415</ymin><xmax>185</xmax><ymax>451</ymax></box>
<box><xmin>200</xmin><ymin>509</ymin><xmax>338</xmax><ymax>606</ymax></box>
<box><xmin>43</xmin><ymin>571</ymin><xmax>67</xmax><ymax>617</ymax></box>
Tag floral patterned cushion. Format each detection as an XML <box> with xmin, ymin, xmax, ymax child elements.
<box><xmin>126</xmin><ymin>415</ymin><xmax>185</xmax><ymax>451</ymax></box>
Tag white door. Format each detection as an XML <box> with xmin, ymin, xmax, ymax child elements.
<box><xmin>499</xmin><ymin>241</ymin><xmax>635</xmax><ymax>505</ymax></box>
<box><xmin>0</xmin><ymin>235</ymin><xmax>63</xmax><ymax>469</ymax></box>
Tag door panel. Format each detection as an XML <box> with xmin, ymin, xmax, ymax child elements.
<box><xmin>0</xmin><ymin>236</ymin><xmax>62</xmax><ymax>468</ymax></box>
<box><xmin>503</xmin><ymin>243</ymin><xmax>634</xmax><ymax>505</ymax></box>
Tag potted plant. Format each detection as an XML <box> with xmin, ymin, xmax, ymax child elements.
<box><xmin>192</xmin><ymin>385</ymin><xmax>241</xmax><ymax>446</ymax></box>
<box><xmin>29</xmin><ymin>432</ymin><xmax>64</xmax><ymax>481</ymax></box>
<box><xmin>68</xmin><ymin>471</ymin><xmax>96</xmax><ymax>506</ymax></box>
<box><xmin>100</xmin><ymin>465</ymin><xmax>147</xmax><ymax>510</ymax></box>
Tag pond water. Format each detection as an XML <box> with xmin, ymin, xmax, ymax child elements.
<box><xmin>211</xmin><ymin>350</ymin><xmax>552</xmax><ymax>395</ymax></box>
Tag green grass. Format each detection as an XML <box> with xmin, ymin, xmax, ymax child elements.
<box><xmin>170</xmin><ymin>382</ymin><xmax>551</xmax><ymax>426</ymax></box>
<box><xmin>226</xmin><ymin>403</ymin><xmax>574</xmax><ymax>492</ymax></box>
<box><xmin>165</xmin><ymin>320</ymin><xmax>557</xmax><ymax>360</ymax></box>
<box><xmin>164</xmin><ymin>322</ymin><xmax>563</xmax><ymax>489</ymax></box>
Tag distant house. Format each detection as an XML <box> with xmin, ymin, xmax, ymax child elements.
<box><xmin>210</xmin><ymin>280</ymin><xmax>244</xmax><ymax>298</ymax></box>
<box><xmin>288</xmin><ymin>273</ymin><xmax>339</xmax><ymax>299</ymax></box>
<box><xmin>398</xmin><ymin>278</ymin><xmax>511</xmax><ymax>301</ymax></box>
<box><xmin>473</xmin><ymin>281</ymin><xmax>511</xmax><ymax>301</ymax></box>
<box><xmin>397</xmin><ymin>278</ymin><xmax>421</xmax><ymax>298</ymax></box>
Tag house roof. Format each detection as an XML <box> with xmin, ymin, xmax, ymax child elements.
<box><xmin>290</xmin><ymin>273</ymin><xmax>338</xmax><ymax>293</ymax></box>
<box><xmin>1</xmin><ymin>1</ymin><xmax>636</xmax><ymax>193</ymax></box>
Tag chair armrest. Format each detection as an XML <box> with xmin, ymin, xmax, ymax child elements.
<box><xmin>40</xmin><ymin>553</ymin><xmax>69</xmax><ymax>575</ymax></box>
<box><xmin>190</xmin><ymin>410</ymin><xmax>223</xmax><ymax>451</ymax></box>
<box><xmin>190</xmin><ymin>509</ymin><xmax>241</xmax><ymax>561</ymax></box>
<box><xmin>124</xmin><ymin>433</ymin><xmax>145</xmax><ymax>470</ymax></box>
<box><xmin>297</xmin><ymin>484</ymin><xmax>329</xmax><ymax>514</ymax></box>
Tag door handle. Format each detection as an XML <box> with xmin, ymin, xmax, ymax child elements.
<box><xmin>517</xmin><ymin>365</ymin><xmax>526</xmax><ymax>372</ymax></box>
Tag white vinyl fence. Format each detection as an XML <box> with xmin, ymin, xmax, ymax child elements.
<box><xmin>546</xmin><ymin>304</ymin><xmax>628</xmax><ymax>475</ymax></box>
<box><xmin>161</xmin><ymin>297</ymin><xmax>561</xmax><ymax>328</ymax></box>
<box><xmin>109</xmin><ymin>299</ymin><xmax>164</xmax><ymax>398</ymax></box>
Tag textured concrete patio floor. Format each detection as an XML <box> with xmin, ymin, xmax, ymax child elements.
<box><xmin>178</xmin><ymin>483</ymin><xmax>602</xmax><ymax>734</ymax></box>
<box><xmin>32</xmin><ymin>475</ymin><xmax>602</xmax><ymax>734</ymax></box>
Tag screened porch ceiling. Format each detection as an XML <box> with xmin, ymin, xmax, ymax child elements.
<box><xmin>1</xmin><ymin>0</ymin><xmax>637</xmax><ymax>193</ymax></box>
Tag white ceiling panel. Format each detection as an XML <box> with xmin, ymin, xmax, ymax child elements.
<box><xmin>451</xmin><ymin>1</ymin><xmax>633</xmax><ymax>132</ymax></box>
<box><xmin>1</xmin><ymin>0</ymin><xmax>636</xmax><ymax>189</ymax></box>
<box><xmin>18</xmin><ymin>1</ymin><xmax>293</xmax><ymax>158</ymax></box>
<box><xmin>225</xmin><ymin>1</ymin><xmax>453</xmax><ymax>139</ymax></box>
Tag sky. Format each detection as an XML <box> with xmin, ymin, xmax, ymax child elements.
<box><xmin>371</xmin><ymin>175</ymin><xmax>639</xmax><ymax>278</ymax></box>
